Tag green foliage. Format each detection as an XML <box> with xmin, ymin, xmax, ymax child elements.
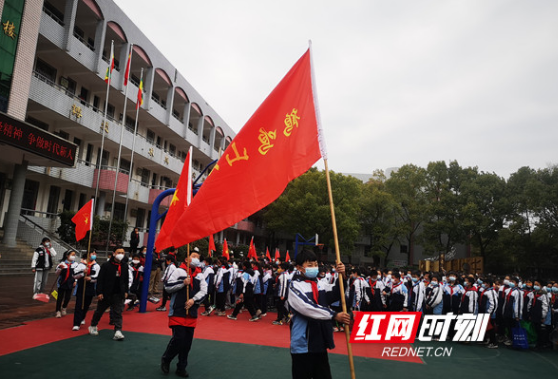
<box><xmin>265</xmin><ymin>168</ymin><xmax>362</xmax><ymax>254</ymax></box>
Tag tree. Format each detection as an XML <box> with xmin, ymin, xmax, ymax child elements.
<box><xmin>360</xmin><ymin>172</ymin><xmax>403</xmax><ymax>264</ymax></box>
<box><xmin>385</xmin><ymin>164</ymin><xmax>428</xmax><ymax>265</ymax></box>
<box><xmin>264</xmin><ymin>168</ymin><xmax>362</xmax><ymax>254</ymax></box>
<box><xmin>461</xmin><ymin>170</ymin><xmax>509</xmax><ymax>260</ymax></box>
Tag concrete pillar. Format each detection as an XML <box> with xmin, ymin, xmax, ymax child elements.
<box><xmin>63</xmin><ymin>0</ymin><xmax>79</xmax><ymax>51</ymax></box>
<box><xmin>96</xmin><ymin>191</ymin><xmax>106</xmax><ymax>217</ymax></box>
<box><xmin>2</xmin><ymin>161</ymin><xmax>28</xmax><ymax>247</ymax></box>
<box><xmin>183</xmin><ymin>102</ymin><xmax>191</xmax><ymax>139</ymax></box>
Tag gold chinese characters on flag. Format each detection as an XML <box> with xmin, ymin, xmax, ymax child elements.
<box><xmin>170</xmin><ymin>49</ymin><xmax>324</xmax><ymax>246</ymax></box>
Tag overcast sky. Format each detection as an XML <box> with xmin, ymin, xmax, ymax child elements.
<box><xmin>114</xmin><ymin>0</ymin><xmax>558</xmax><ymax>179</ymax></box>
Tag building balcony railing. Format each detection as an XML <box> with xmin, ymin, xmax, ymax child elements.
<box><xmin>148</xmin><ymin>187</ymin><xmax>172</xmax><ymax>207</ymax></box>
<box><xmin>40</xmin><ymin>7</ymin><xmax>65</xmax><ymax>48</ymax></box>
<box><xmin>92</xmin><ymin>166</ymin><xmax>129</xmax><ymax>193</ymax></box>
<box><xmin>29</xmin><ymin>72</ymin><xmax>184</xmax><ymax>175</ymax></box>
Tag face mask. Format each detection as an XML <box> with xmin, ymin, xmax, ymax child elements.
<box><xmin>90</xmin><ymin>255</ymin><xmax>97</xmax><ymax>261</ymax></box>
<box><xmin>508</xmin><ymin>282</ymin><xmax>515</xmax><ymax>288</ymax></box>
<box><xmin>411</xmin><ymin>278</ymin><xmax>419</xmax><ymax>283</ymax></box>
<box><xmin>477</xmin><ymin>279</ymin><xmax>483</xmax><ymax>284</ymax></box>
<box><xmin>503</xmin><ymin>279</ymin><xmax>510</xmax><ymax>286</ymax></box>
<box><xmin>332</xmin><ymin>269</ymin><xmax>336</xmax><ymax>273</ymax></box>
<box><xmin>386</xmin><ymin>275</ymin><xmax>392</xmax><ymax>280</ymax></box>
<box><xmin>304</xmin><ymin>267</ymin><xmax>319</xmax><ymax>279</ymax></box>
<box><xmin>115</xmin><ymin>254</ymin><xmax>124</xmax><ymax>261</ymax></box>
<box><xmin>68</xmin><ymin>255</ymin><xmax>76</xmax><ymax>262</ymax></box>
<box><xmin>132</xmin><ymin>260</ymin><xmax>140</xmax><ymax>265</ymax></box>
<box><xmin>552</xmin><ymin>287</ymin><xmax>558</xmax><ymax>293</ymax></box>
<box><xmin>191</xmin><ymin>258</ymin><xmax>200</xmax><ymax>267</ymax></box>
<box><xmin>533</xmin><ymin>285</ymin><xmax>541</xmax><ymax>291</ymax></box>
<box><xmin>521</xmin><ymin>283</ymin><xmax>526</xmax><ymax>289</ymax></box>
<box><xmin>431</xmin><ymin>282</ymin><xmax>438</xmax><ymax>287</ymax></box>
<box><xmin>449</xmin><ymin>276</ymin><xmax>456</xmax><ymax>282</ymax></box>
<box><xmin>442</xmin><ymin>276</ymin><xmax>446</xmax><ymax>282</ymax></box>
<box><xmin>481</xmin><ymin>283</ymin><xmax>487</xmax><ymax>289</ymax></box>
<box><xmin>45</xmin><ymin>243</ymin><xmax>51</xmax><ymax>248</ymax></box>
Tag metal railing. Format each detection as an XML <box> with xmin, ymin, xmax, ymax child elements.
<box><xmin>18</xmin><ymin>213</ymin><xmax>78</xmax><ymax>255</ymax></box>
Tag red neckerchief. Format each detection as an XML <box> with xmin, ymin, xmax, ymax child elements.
<box><xmin>132</xmin><ymin>265</ymin><xmax>141</xmax><ymax>281</ymax></box>
<box><xmin>533</xmin><ymin>292</ymin><xmax>544</xmax><ymax>307</ymax></box>
<box><xmin>111</xmin><ymin>261</ymin><xmax>122</xmax><ymax>276</ymax></box>
<box><xmin>86</xmin><ymin>262</ymin><xmax>95</xmax><ymax>276</ymax></box>
<box><xmin>304</xmin><ymin>279</ymin><xmax>319</xmax><ymax>303</ymax></box>
<box><xmin>523</xmin><ymin>289</ymin><xmax>531</xmax><ymax>299</ymax></box>
<box><xmin>369</xmin><ymin>279</ymin><xmax>377</xmax><ymax>296</ymax></box>
<box><xmin>449</xmin><ymin>284</ymin><xmax>455</xmax><ymax>296</ymax></box>
<box><xmin>479</xmin><ymin>287</ymin><xmax>492</xmax><ymax>304</ymax></box>
<box><xmin>63</xmin><ymin>261</ymin><xmax>72</xmax><ymax>282</ymax></box>
<box><xmin>391</xmin><ymin>282</ymin><xmax>401</xmax><ymax>294</ymax></box>
<box><xmin>552</xmin><ymin>294</ymin><xmax>556</xmax><ymax>305</ymax></box>
<box><xmin>180</xmin><ymin>263</ymin><xmax>201</xmax><ymax>288</ymax></box>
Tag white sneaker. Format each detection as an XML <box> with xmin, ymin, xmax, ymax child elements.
<box><xmin>72</xmin><ymin>326</ymin><xmax>80</xmax><ymax>331</ymax></box>
<box><xmin>61</xmin><ymin>308</ymin><xmax>67</xmax><ymax>316</ymax></box>
<box><xmin>113</xmin><ymin>330</ymin><xmax>125</xmax><ymax>341</ymax></box>
<box><xmin>81</xmin><ymin>320</ymin><xmax>85</xmax><ymax>325</ymax></box>
<box><xmin>88</xmin><ymin>326</ymin><xmax>98</xmax><ymax>336</ymax></box>
<box><xmin>55</xmin><ymin>311</ymin><xmax>61</xmax><ymax>318</ymax></box>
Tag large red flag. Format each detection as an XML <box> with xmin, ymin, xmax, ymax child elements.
<box><xmin>208</xmin><ymin>234</ymin><xmax>216</xmax><ymax>257</ymax></box>
<box><xmin>222</xmin><ymin>239</ymin><xmax>230</xmax><ymax>260</ymax></box>
<box><xmin>155</xmin><ymin>147</ymin><xmax>192</xmax><ymax>251</ymax></box>
<box><xmin>171</xmin><ymin>49</ymin><xmax>324</xmax><ymax>246</ymax></box>
<box><xmin>266</xmin><ymin>247</ymin><xmax>271</xmax><ymax>261</ymax></box>
<box><xmin>71</xmin><ymin>199</ymin><xmax>94</xmax><ymax>241</ymax></box>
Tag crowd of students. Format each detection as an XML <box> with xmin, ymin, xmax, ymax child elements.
<box><xmin>36</xmin><ymin>241</ymin><xmax>558</xmax><ymax>352</ymax></box>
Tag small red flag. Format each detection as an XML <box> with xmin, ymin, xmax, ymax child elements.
<box><xmin>275</xmin><ymin>248</ymin><xmax>280</xmax><ymax>261</ymax></box>
<box><xmin>248</xmin><ymin>237</ymin><xmax>257</xmax><ymax>260</ymax></box>
<box><xmin>222</xmin><ymin>239</ymin><xmax>230</xmax><ymax>261</ymax></box>
<box><xmin>266</xmin><ymin>247</ymin><xmax>271</xmax><ymax>261</ymax></box>
<box><xmin>155</xmin><ymin>147</ymin><xmax>192</xmax><ymax>251</ymax></box>
<box><xmin>285</xmin><ymin>250</ymin><xmax>291</xmax><ymax>262</ymax></box>
<box><xmin>208</xmin><ymin>234</ymin><xmax>216</xmax><ymax>257</ymax></box>
<box><xmin>171</xmin><ymin>49</ymin><xmax>324</xmax><ymax>246</ymax></box>
<box><xmin>71</xmin><ymin>199</ymin><xmax>94</xmax><ymax>241</ymax></box>
<box><xmin>123</xmin><ymin>45</ymin><xmax>132</xmax><ymax>86</ymax></box>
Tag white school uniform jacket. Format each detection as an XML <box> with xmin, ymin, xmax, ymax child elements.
<box><xmin>73</xmin><ymin>261</ymin><xmax>101</xmax><ymax>283</ymax></box>
<box><xmin>478</xmin><ymin>288</ymin><xmax>498</xmax><ymax>316</ymax></box>
<box><xmin>502</xmin><ymin>287</ymin><xmax>522</xmax><ymax>319</ymax></box>
<box><xmin>353</xmin><ymin>277</ymin><xmax>370</xmax><ymax>307</ymax></box>
<box><xmin>411</xmin><ymin>281</ymin><xmax>426</xmax><ymax>312</ymax></box>
<box><xmin>161</xmin><ymin>263</ymin><xmax>177</xmax><ymax>284</ymax></box>
<box><xmin>425</xmin><ymin>283</ymin><xmax>443</xmax><ymax>308</ymax></box>
<box><xmin>277</xmin><ymin>271</ymin><xmax>290</xmax><ymax>298</ymax></box>
<box><xmin>527</xmin><ymin>291</ymin><xmax>549</xmax><ymax>321</ymax></box>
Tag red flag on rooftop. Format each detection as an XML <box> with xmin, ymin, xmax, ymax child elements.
<box><xmin>155</xmin><ymin>147</ymin><xmax>192</xmax><ymax>251</ymax></box>
<box><xmin>71</xmin><ymin>199</ymin><xmax>94</xmax><ymax>241</ymax></box>
<box><xmin>170</xmin><ymin>49</ymin><xmax>324</xmax><ymax>246</ymax></box>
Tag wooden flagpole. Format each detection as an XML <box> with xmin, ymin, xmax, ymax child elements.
<box><xmin>309</xmin><ymin>39</ymin><xmax>355</xmax><ymax>379</ymax></box>
<box><xmin>324</xmin><ymin>159</ymin><xmax>356</xmax><ymax>379</ymax></box>
<box><xmin>186</xmin><ymin>243</ymin><xmax>190</xmax><ymax>302</ymax></box>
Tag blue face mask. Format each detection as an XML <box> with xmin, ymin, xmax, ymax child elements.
<box><xmin>411</xmin><ymin>277</ymin><xmax>419</xmax><ymax>283</ymax></box>
<box><xmin>90</xmin><ymin>255</ymin><xmax>97</xmax><ymax>261</ymax></box>
<box><xmin>552</xmin><ymin>287</ymin><xmax>558</xmax><ymax>293</ymax></box>
<box><xmin>533</xmin><ymin>285</ymin><xmax>541</xmax><ymax>291</ymax></box>
<box><xmin>431</xmin><ymin>282</ymin><xmax>439</xmax><ymax>287</ymax></box>
<box><xmin>509</xmin><ymin>282</ymin><xmax>515</xmax><ymax>288</ymax></box>
<box><xmin>304</xmin><ymin>267</ymin><xmax>319</xmax><ymax>279</ymax></box>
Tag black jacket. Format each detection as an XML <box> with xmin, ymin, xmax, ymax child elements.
<box><xmin>96</xmin><ymin>258</ymin><xmax>129</xmax><ymax>297</ymax></box>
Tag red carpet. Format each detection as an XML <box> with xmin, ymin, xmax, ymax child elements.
<box><xmin>0</xmin><ymin>301</ymin><xmax>422</xmax><ymax>364</ymax></box>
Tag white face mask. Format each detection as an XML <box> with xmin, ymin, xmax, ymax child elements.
<box><xmin>115</xmin><ymin>254</ymin><xmax>125</xmax><ymax>261</ymax></box>
<box><xmin>191</xmin><ymin>258</ymin><xmax>200</xmax><ymax>267</ymax></box>
<box><xmin>68</xmin><ymin>255</ymin><xmax>76</xmax><ymax>262</ymax></box>
<box><xmin>132</xmin><ymin>260</ymin><xmax>140</xmax><ymax>265</ymax></box>
<box><xmin>386</xmin><ymin>275</ymin><xmax>392</xmax><ymax>280</ymax></box>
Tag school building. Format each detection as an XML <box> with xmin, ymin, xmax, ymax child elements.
<box><xmin>0</xmin><ymin>0</ymin><xmax>251</xmax><ymax>254</ymax></box>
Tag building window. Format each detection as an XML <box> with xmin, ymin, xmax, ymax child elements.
<box><xmin>146</xmin><ymin>130</ymin><xmax>155</xmax><ymax>144</ymax></box>
<box><xmin>35</xmin><ymin>58</ymin><xmax>57</xmax><ymax>83</ymax></box>
<box><xmin>26</xmin><ymin>116</ymin><xmax>49</xmax><ymax>131</ymax></box>
<box><xmin>400</xmin><ymin>245</ymin><xmax>408</xmax><ymax>254</ymax></box>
